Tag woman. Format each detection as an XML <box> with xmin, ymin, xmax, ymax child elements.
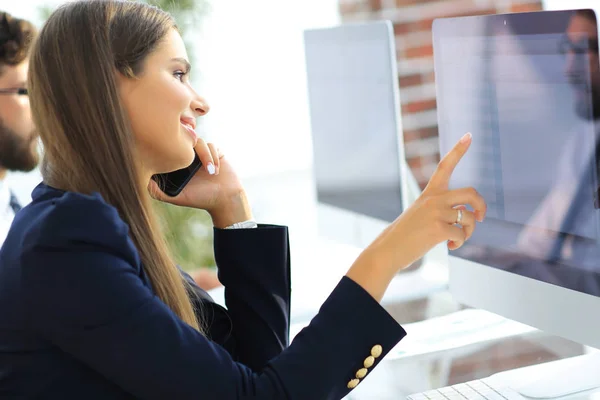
<box><xmin>0</xmin><ymin>1</ymin><xmax>485</xmax><ymax>399</ymax></box>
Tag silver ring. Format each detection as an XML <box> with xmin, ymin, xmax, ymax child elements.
<box><xmin>456</xmin><ymin>209</ymin><xmax>463</xmax><ymax>225</ymax></box>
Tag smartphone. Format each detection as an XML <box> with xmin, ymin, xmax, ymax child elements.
<box><xmin>152</xmin><ymin>153</ymin><xmax>203</xmax><ymax>197</ymax></box>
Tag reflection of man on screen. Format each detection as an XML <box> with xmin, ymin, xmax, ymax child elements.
<box><xmin>517</xmin><ymin>10</ymin><xmax>600</xmax><ymax>274</ymax></box>
<box><xmin>564</xmin><ymin>10</ymin><xmax>600</xmax><ymax>121</ymax></box>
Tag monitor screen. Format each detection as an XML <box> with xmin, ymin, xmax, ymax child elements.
<box><xmin>304</xmin><ymin>23</ymin><xmax>403</xmax><ymax>223</ymax></box>
<box><xmin>434</xmin><ymin>10</ymin><xmax>600</xmax><ymax>297</ymax></box>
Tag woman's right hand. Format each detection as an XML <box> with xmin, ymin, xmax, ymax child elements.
<box><xmin>346</xmin><ymin>132</ymin><xmax>487</xmax><ymax>301</ymax></box>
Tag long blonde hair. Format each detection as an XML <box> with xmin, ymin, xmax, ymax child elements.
<box><xmin>28</xmin><ymin>0</ymin><xmax>202</xmax><ymax>331</ymax></box>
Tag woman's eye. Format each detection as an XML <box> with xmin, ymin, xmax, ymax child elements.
<box><xmin>174</xmin><ymin>71</ymin><xmax>187</xmax><ymax>82</ymax></box>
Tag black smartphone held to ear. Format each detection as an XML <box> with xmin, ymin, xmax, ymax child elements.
<box><xmin>152</xmin><ymin>153</ymin><xmax>202</xmax><ymax>197</ymax></box>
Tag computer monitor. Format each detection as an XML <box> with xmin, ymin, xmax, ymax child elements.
<box><xmin>434</xmin><ymin>9</ymin><xmax>600</xmax><ymax>396</ymax></box>
<box><xmin>303</xmin><ymin>21</ymin><xmax>450</xmax><ymax>309</ymax></box>
<box><xmin>303</xmin><ymin>21</ymin><xmax>413</xmax><ymax>249</ymax></box>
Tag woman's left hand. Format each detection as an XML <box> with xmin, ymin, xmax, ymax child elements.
<box><xmin>149</xmin><ymin>139</ymin><xmax>253</xmax><ymax>228</ymax></box>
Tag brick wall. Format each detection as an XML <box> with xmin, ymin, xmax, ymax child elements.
<box><xmin>338</xmin><ymin>0</ymin><xmax>544</xmax><ymax>188</ymax></box>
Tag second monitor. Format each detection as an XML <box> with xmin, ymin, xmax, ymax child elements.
<box><xmin>304</xmin><ymin>21</ymin><xmax>411</xmax><ymax>249</ymax></box>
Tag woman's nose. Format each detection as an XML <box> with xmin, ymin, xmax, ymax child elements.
<box><xmin>192</xmin><ymin>97</ymin><xmax>210</xmax><ymax>117</ymax></box>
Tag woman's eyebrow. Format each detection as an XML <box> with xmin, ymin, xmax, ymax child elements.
<box><xmin>170</xmin><ymin>57</ymin><xmax>191</xmax><ymax>72</ymax></box>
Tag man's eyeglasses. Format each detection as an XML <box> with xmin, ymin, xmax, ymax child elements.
<box><xmin>0</xmin><ymin>88</ymin><xmax>28</xmax><ymax>96</ymax></box>
<box><xmin>558</xmin><ymin>36</ymin><xmax>599</xmax><ymax>55</ymax></box>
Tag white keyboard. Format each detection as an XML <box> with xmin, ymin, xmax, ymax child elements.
<box><xmin>408</xmin><ymin>379</ymin><xmax>523</xmax><ymax>400</ymax></box>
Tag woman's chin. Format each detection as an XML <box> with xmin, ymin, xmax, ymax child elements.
<box><xmin>177</xmin><ymin>151</ymin><xmax>196</xmax><ymax>170</ymax></box>
<box><xmin>183</xmin><ymin>147</ymin><xmax>196</xmax><ymax>166</ymax></box>
<box><xmin>160</xmin><ymin>149</ymin><xmax>196</xmax><ymax>173</ymax></box>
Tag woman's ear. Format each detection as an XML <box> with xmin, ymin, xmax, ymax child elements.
<box><xmin>114</xmin><ymin>66</ymin><xmax>137</xmax><ymax>102</ymax></box>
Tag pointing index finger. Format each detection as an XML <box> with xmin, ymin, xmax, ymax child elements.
<box><xmin>428</xmin><ymin>132</ymin><xmax>472</xmax><ymax>190</ymax></box>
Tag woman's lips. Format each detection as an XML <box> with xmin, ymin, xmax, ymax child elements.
<box><xmin>181</xmin><ymin>122</ymin><xmax>198</xmax><ymax>146</ymax></box>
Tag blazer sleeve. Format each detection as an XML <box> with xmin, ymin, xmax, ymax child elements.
<box><xmin>177</xmin><ymin>224</ymin><xmax>290</xmax><ymax>369</ymax></box>
<box><xmin>213</xmin><ymin>224</ymin><xmax>291</xmax><ymax>370</ymax></box>
<box><xmin>22</xmin><ymin>197</ymin><xmax>407</xmax><ymax>400</ymax></box>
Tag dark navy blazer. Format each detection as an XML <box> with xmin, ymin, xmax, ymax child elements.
<box><xmin>0</xmin><ymin>183</ymin><xmax>406</xmax><ymax>399</ymax></box>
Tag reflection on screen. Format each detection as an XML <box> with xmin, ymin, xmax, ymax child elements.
<box><xmin>305</xmin><ymin>27</ymin><xmax>403</xmax><ymax>223</ymax></box>
<box><xmin>435</xmin><ymin>11</ymin><xmax>600</xmax><ymax>297</ymax></box>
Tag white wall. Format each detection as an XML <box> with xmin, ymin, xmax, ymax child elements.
<box><xmin>196</xmin><ymin>0</ymin><xmax>340</xmax><ymax>178</ymax></box>
<box><xmin>543</xmin><ymin>0</ymin><xmax>600</xmax><ymax>14</ymax></box>
<box><xmin>1</xmin><ymin>0</ymin><xmax>66</xmax><ymax>26</ymax></box>
<box><xmin>1</xmin><ymin>2</ymin><xmax>41</xmax><ymax>22</ymax></box>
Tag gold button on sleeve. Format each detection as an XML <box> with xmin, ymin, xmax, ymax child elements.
<box><xmin>364</xmin><ymin>356</ymin><xmax>375</xmax><ymax>368</ymax></box>
<box><xmin>371</xmin><ymin>345</ymin><xmax>383</xmax><ymax>358</ymax></box>
<box><xmin>356</xmin><ymin>368</ymin><xmax>368</xmax><ymax>379</ymax></box>
<box><xmin>347</xmin><ymin>379</ymin><xmax>360</xmax><ymax>389</ymax></box>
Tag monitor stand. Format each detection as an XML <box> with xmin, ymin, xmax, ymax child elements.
<box><xmin>508</xmin><ymin>352</ymin><xmax>600</xmax><ymax>398</ymax></box>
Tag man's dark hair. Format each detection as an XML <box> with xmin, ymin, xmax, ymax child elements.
<box><xmin>0</xmin><ymin>11</ymin><xmax>36</xmax><ymax>75</ymax></box>
<box><xmin>576</xmin><ymin>9</ymin><xmax>598</xmax><ymax>25</ymax></box>
<box><xmin>574</xmin><ymin>10</ymin><xmax>599</xmax><ymax>54</ymax></box>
